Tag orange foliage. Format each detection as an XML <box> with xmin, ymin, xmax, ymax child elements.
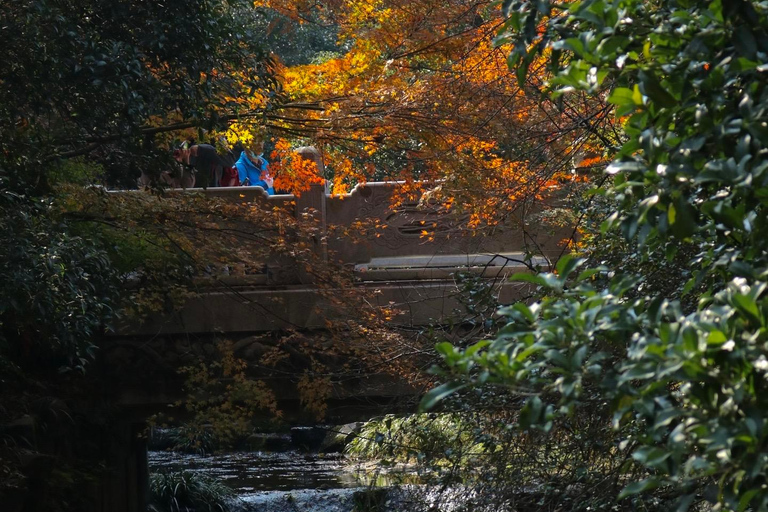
<box><xmin>136</xmin><ymin>0</ymin><xmax>615</xmax><ymax>231</ymax></box>
<box><xmin>140</xmin><ymin>1</ymin><xmax>615</xmax><ymax>228</ymax></box>
<box><xmin>270</xmin><ymin>138</ymin><xmax>326</xmax><ymax>194</ymax></box>
<box><xmin>251</xmin><ymin>0</ymin><xmax>616</xmax><ymax>226</ymax></box>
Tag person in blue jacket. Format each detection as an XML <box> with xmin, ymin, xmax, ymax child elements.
<box><xmin>235</xmin><ymin>141</ymin><xmax>274</xmax><ymax>194</ymax></box>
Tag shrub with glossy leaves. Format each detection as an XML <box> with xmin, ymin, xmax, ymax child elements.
<box><xmin>427</xmin><ymin>1</ymin><xmax>768</xmax><ymax>511</ymax></box>
<box><xmin>0</xmin><ymin>188</ymin><xmax>119</xmax><ymax>372</ymax></box>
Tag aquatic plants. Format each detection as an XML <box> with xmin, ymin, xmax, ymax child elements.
<box><xmin>149</xmin><ymin>471</ymin><xmax>236</xmax><ymax>512</ymax></box>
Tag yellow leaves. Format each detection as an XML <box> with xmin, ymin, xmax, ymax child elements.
<box><xmin>449</xmin><ymin>37</ymin><xmax>511</xmax><ymax>89</ymax></box>
<box><xmin>346</xmin><ymin>0</ymin><xmax>380</xmax><ymax>25</ymax></box>
<box><xmin>329</xmin><ymin>157</ymin><xmax>360</xmax><ymax>195</ymax></box>
<box><xmin>259</xmin><ymin>0</ymin><xmax>610</xmax><ymax>231</ymax></box>
<box><xmin>223</xmin><ymin>121</ymin><xmax>258</xmax><ymax>146</ymax></box>
<box><xmin>363</xmin><ymin>142</ymin><xmax>378</xmax><ymax>156</ymax></box>
<box><xmin>171</xmin><ymin>340</ymin><xmax>282</xmax><ymax>444</ymax></box>
<box><xmin>297</xmin><ymin>371</ymin><xmax>333</xmax><ymax>420</ymax></box>
<box><xmin>280</xmin><ymin>39</ymin><xmax>382</xmax><ymax>101</ymax></box>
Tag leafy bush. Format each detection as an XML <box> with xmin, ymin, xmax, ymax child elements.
<box><xmin>346</xmin><ymin>414</ymin><xmax>476</xmax><ymax>464</ymax></box>
<box><xmin>47</xmin><ymin>158</ymin><xmax>104</xmax><ymax>186</ymax></box>
<box><xmin>149</xmin><ymin>471</ymin><xmax>235</xmax><ymax>512</ymax></box>
<box><xmin>428</xmin><ymin>1</ymin><xmax>768</xmax><ymax>511</ymax></box>
<box><xmin>0</xmin><ymin>189</ymin><xmax>119</xmax><ymax>371</ymax></box>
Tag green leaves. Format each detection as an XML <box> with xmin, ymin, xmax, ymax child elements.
<box><xmin>618</xmin><ymin>478</ymin><xmax>661</xmax><ymax>500</ymax></box>
<box><xmin>517</xmin><ymin>396</ymin><xmax>552</xmax><ymax>431</ymax></box>
<box><xmin>632</xmin><ymin>446</ymin><xmax>671</xmax><ymax>470</ymax></box>
<box><xmin>0</xmin><ymin>191</ymin><xmax>120</xmax><ymax>371</ymax></box>
<box><xmin>668</xmin><ymin>197</ymin><xmax>697</xmax><ymax>239</ymax></box>
<box><xmin>2</xmin><ymin>0</ymin><xmax>275</xmax><ymax>190</ymax></box>
<box><xmin>638</xmin><ymin>71</ymin><xmax>677</xmax><ymax>109</ymax></box>
<box><xmin>420</xmin><ymin>381</ymin><xmax>468</xmax><ymax>411</ymax></box>
<box><xmin>608</xmin><ymin>86</ymin><xmax>643</xmax><ymax>116</ymax></box>
<box><xmin>509</xmin><ymin>255</ymin><xmax>586</xmax><ymax>293</ymax></box>
<box><xmin>429</xmin><ymin>0</ymin><xmax>768</xmax><ymax>510</ymax></box>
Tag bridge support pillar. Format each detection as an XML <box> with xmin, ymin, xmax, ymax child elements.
<box><xmin>100</xmin><ymin>419</ymin><xmax>148</xmax><ymax>512</ymax></box>
<box><xmin>295</xmin><ymin>183</ymin><xmax>328</xmax><ymax>263</ymax></box>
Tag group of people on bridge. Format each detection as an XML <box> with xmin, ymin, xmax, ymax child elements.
<box><xmin>141</xmin><ymin>140</ymin><xmax>324</xmax><ymax>193</ymax></box>
<box><xmin>172</xmin><ymin>140</ymin><xmax>274</xmax><ymax>192</ymax></box>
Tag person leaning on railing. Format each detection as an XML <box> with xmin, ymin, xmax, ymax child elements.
<box><xmin>234</xmin><ymin>141</ymin><xmax>275</xmax><ymax>195</ymax></box>
<box><xmin>173</xmin><ymin>143</ymin><xmax>231</xmax><ymax>187</ymax></box>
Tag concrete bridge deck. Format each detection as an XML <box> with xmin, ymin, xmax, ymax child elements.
<box><xmin>123</xmin><ymin>252</ymin><xmax>545</xmax><ymax>335</ymax></box>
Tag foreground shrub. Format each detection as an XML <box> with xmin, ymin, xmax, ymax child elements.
<box><xmin>428</xmin><ymin>1</ymin><xmax>768</xmax><ymax>511</ymax></box>
<box><xmin>346</xmin><ymin>414</ymin><xmax>475</xmax><ymax>464</ymax></box>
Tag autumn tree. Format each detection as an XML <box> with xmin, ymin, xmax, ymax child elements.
<box><xmin>227</xmin><ymin>0</ymin><xmax>616</xmax><ymax>232</ymax></box>
<box><xmin>218</xmin><ymin>1</ymin><xmax>620</xmax><ymax>424</ymax></box>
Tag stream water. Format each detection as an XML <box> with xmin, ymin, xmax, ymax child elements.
<box><xmin>148</xmin><ymin>438</ymin><xmax>426</xmax><ymax>512</ymax></box>
<box><xmin>148</xmin><ymin>449</ymin><xmax>413</xmax><ymax>492</ymax></box>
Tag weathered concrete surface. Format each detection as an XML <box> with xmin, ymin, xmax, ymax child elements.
<box><xmin>112</xmin><ymin>181</ymin><xmax>568</xmax><ymax>336</ymax></box>
<box><xmin>117</xmin><ymin>276</ymin><xmax>534</xmax><ymax>336</ymax></box>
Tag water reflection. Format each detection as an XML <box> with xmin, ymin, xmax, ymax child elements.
<box><xmin>148</xmin><ymin>450</ymin><xmax>420</xmax><ymax>493</ymax></box>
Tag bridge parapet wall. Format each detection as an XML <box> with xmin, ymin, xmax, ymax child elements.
<box><xmin>159</xmin><ymin>181</ymin><xmax>568</xmax><ymax>267</ymax></box>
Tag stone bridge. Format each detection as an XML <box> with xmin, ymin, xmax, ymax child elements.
<box><xmin>102</xmin><ymin>180</ymin><xmax>573</xmax><ymax>408</ymax></box>
<box><xmin>96</xmin><ymin>182</ymin><xmax>571</xmax><ymax>512</ymax></box>
<box><xmin>117</xmin><ymin>181</ymin><xmax>568</xmax><ymax>336</ymax></box>
<box><xmin>104</xmin><ymin>180</ymin><xmax>570</xmax><ymax>411</ymax></box>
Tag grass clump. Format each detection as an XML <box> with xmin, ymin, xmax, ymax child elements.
<box><xmin>149</xmin><ymin>471</ymin><xmax>236</xmax><ymax>512</ymax></box>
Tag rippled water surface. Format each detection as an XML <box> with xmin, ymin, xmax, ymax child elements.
<box><xmin>149</xmin><ymin>450</ymin><xmax>416</xmax><ymax>493</ymax></box>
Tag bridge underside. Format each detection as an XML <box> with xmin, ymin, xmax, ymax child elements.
<box><xmin>106</xmin><ymin>252</ymin><xmax>538</xmax><ymax>413</ymax></box>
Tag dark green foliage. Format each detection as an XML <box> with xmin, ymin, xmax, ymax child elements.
<box><xmin>0</xmin><ymin>189</ymin><xmax>119</xmax><ymax>372</ymax></box>
<box><xmin>149</xmin><ymin>471</ymin><xmax>236</xmax><ymax>512</ymax></box>
<box><xmin>346</xmin><ymin>414</ymin><xmax>475</xmax><ymax>463</ymax></box>
<box><xmin>0</xmin><ymin>0</ymin><xmax>278</xmax><ymax>368</ymax></box>
<box><xmin>47</xmin><ymin>158</ymin><xmax>105</xmax><ymax>187</ymax></box>
<box><xmin>0</xmin><ymin>0</ymin><xmax>275</xmax><ymax>190</ymax></box>
<box><xmin>259</xmin><ymin>9</ymin><xmax>343</xmax><ymax>67</ymax></box>
<box><xmin>0</xmin><ymin>2</ymin><xmax>278</xmax><ymax>510</ymax></box>
<box><xmin>427</xmin><ymin>1</ymin><xmax>768</xmax><ymax>511</ymax></box>
<box><xmin>0</xmin><ymin>184</ymin><xmax>121</xmax><ymax>508</ymax></box>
